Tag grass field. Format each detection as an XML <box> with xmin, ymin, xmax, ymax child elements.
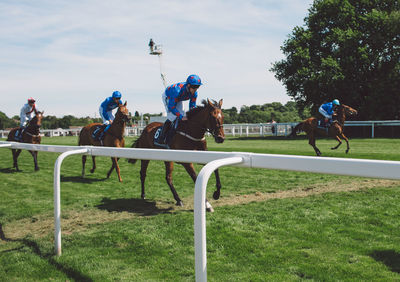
<box><xmin>1</xmin><ymin>136</ymin><xmax>400</xmax><ymax>281</ymax></box>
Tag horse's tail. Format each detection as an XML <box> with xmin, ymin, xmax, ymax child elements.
<box><xmin>78</xmin><ymin>126</ymin><xmax>87</xmax><ymax>146</ymax></box>
<box><xmin>288</xmin><ymin>122</ymin><xmax>304</xmax><ymax>138</ymax></box>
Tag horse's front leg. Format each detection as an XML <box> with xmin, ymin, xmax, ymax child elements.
<box><xmin>31</xmin><ymin>150</ymin><xmax>39</xmax><ymax>171</ymax></box>
<box><xmin>107</xmin><ymin>157</ymin><xmax>122</xmax><ymax>182</ymax></box>
<box><xmin>165</xmin><ymin>161</ymin><xmax>183</xmax><ymax>206</ymax></box>
<box><xmin>182</xmin><ymin>163</ymin><xmax>214</xmax><ymax>212</ymax></box>
<box><xmin>331</xmin><ymin>136</ymin><xmax>342</xmax><ymax>150</ymax></box>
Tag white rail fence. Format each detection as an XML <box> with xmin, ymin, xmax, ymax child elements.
<box><xmin>1</xmin><ymin>120</ymin><xmax>399</xmax><ymax>138</ymax></box>
<box><xmin>1</xmin><ymin>141</ymin><xmax>400</xmax><ymax>282</ymax></box>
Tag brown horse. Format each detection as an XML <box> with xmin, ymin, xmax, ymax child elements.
<box><xmin>129</xmin><ymin>99</ymin><xmax>225</xmax><ymax>210</ymax></box>
<box><xmin>78</xmin><ymin>102</ymin><xmax>130</xmax><ymax>182</ymax></box>
<box><xmin>289</xmin><ymin>104</ymin><xmax>358</xmax><ymax>156</ymax></box>
<box><xmin>7</xmin><ymin>111</ymin><xmax>44</xmax><ymax>171</ymax></box>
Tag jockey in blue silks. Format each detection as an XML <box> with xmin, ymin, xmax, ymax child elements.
<box><xmin>155</xmin><ymin>74</ymin><xmax>202</xmax><ymax>146</ymax></box>
<box><xmin>95</xmin><ymin>91</ymin><xmax>123</xmax><ymax>140</ymax></box>
<box><xmin>319</xmin><ymin>99</ymin><xmax>340</xmax><ymax>126</ymax></box>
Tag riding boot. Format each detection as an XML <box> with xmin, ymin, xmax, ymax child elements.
<box><xmin>15</xmin><ymin>127</ymin><xmax>24</xmax><ymax>141</ymax></box>
<box><xmin>165</xmin><ymin>119</ymin><xmax>179</xmax><ymax>145</ymax></box>
<box><xmin>156</xmin><ymin>120</ymin><xmax>172</xmax><ymax>144</ymax></box>
<box><xmin>99</xmin><ymin>124</ymin><xmax>111</xmax><ymax>140</ymax></box>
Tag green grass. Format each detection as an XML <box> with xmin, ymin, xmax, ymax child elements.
<box><xmin>0</xmin><ymin>136</ymin><xmax>400</xmax><ymax>281</ymax></box>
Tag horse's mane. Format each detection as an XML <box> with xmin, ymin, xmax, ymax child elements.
<box><xmin>186</xmin><ymin>99</ymin><xmax>219</xmax><ymax>120</ymax></box>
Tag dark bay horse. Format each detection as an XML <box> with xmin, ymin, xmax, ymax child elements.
<box><xmin>7</xmin><ymin>111</ymin><xmax>44</xmax><ymax>171</ymax></box>
<box><xmin>79</xmin><ymin>102</ymin><xmax>130</xmax><ymax>182</ymax></box>
<box><xmin>129</xmin><ymin>99</ymin><xmax>225</xmax><ymax>211</ymax></box>
<box><xmin>289</xmin><ymin>104</ymin><xmax>358</xmax><ymax>156</ymax></box>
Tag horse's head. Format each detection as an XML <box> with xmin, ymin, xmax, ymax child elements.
<box><xmin>115</xmin><ymin>101</ymin><xmax>131</xmax><ymax>123</ymax></box>
<box><xmin>29</xmin><ymin>111</ymin><xmax>44</xmax><ymax>129</ymax></box>
<box><xmin>186</xmin><ymin>99</ymin><xmax>225</xmax><ymax>143</ymax></box>
<box><xmin>343</xmin><ymin>104</ymin><xmax>358</xmax><ymax>117</ymax></box>
<box><xmin>205</xmin><ymin>99</ymin><xmax>225</xmax><ymax>143</ymax></box>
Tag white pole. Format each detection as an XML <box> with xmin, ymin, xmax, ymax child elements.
<box><xmin>194</xmin><ymin>157</ymin><xmax>244</xmax><ymax>282</ymax></box>
<box><xmin>158</xmin><ymin>54</ymin><xmax>167</xmax><ymax>88</ymax></box>
<box><xmin>54</xmin><ymin>148</ymin><xmax>89</xmax><ymax>256</ymax></box>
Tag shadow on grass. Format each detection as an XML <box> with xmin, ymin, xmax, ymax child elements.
<box><xmin>61</xmin><ymin>175</ymin><xmax>107</xmax><ymax>183</ymax></box>
<box><xmin>370</xmin><ymin>250</ymin><xmax>400</xmax><ymax>273</ymax></box>
<box><xmin>0</xmin><ymin>167</ymin><xmax>20</xmax><ymax>174</ymax></box>
<box><xmin>96</xmin><ymin>197</ymin><xmax>173</xmax><ymax>216</ymax></box>
<box><xmin>0</xmin><ymin>223</ymin><xmax>93</xmax><ymax>281</ymax></box>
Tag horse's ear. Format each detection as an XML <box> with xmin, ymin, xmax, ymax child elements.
<box><xmin>41</xmin><ymin>111</ymin><xmax>44</xmax><ymax>115</ymax></box>
<box><xmin>207</xmin><ymin>99</ymin><xmax>213</xmax><ymax>107</ymax></box>
<box><xmin>218</xmin><ymin>99</ymin><xmax>223</xmax><ymax>108</ymax></box>
<box><xmin>124</xmin><ymin>101</ymin><xmax>127</xmax><ymax>106</ymax></box>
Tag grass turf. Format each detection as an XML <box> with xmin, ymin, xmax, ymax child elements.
<box><xmin>0</xmin><ymin>136</ymin><xmax>400</xmax><ymax>280</ymax></box>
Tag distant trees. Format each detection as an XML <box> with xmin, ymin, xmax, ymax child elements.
<box><xmin>271</xmin><ymin>0</ymin><xmax>400</xmax><ymax>120</ymax></box>
<box><xmin>222</xmin><ymin>101</ymin><xmax>310</xmax><ymax>124</ymax></box>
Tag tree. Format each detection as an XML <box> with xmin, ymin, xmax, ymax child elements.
<box><xmin>271</xmin><ymin>0</ymin><xmax>400</xmax><ymax>120</ymax></box>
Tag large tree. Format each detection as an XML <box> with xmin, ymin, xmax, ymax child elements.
<box><xmin>271</xmin><ymin>0</ymin><xmax>400</xmax><ymax>120</ymax></box>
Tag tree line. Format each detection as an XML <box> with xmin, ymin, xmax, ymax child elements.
<box><xmin>271</xmin><ymin>0</ymin><xmax>400</xmax><ymax>120</ymax></box>
<box><xmin>0</xmin><ymin>102</ymin><xmax>310</xmax><ymax>130</ymax></box>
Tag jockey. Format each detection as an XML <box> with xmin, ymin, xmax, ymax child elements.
<box><xmin>155</xmin><ymin>74</ymin><xmax>202</xmax><ymax>146</ymax></box>
<box><xmin>95</xmin><ymin>91</ymin><xmax>123</xmax><ymax>140</ymax></box>
<box><xmin>319</xmin><ymin>99</ymin><xmax>340</xmax><ymax>126</ymax></box>
<box><xmin>15</xmin><ymin>97</ymin><xmax>38</xmax><ymax>141</ymax></box>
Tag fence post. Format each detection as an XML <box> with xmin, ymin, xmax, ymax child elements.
<box><xmin>54</xmin><ymin>148</ymin><xmax>89</xmax><ymax>256</ymax></box>
<box><xmin>194</xmin><ymin>156</ymin><xmax>244</xmax><ymax>282</ymax></box>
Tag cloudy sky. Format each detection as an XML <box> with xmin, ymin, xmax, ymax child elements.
<box><xmin>0</xmin><ymin>0</ymin><xmax>313</xmax><ymax>118</ymax></box>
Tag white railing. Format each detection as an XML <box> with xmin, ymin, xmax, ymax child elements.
<box><xmin>1</xmin><ymin>120</ymin><xmax>399</xmax><ymax>139</ymax></box>
<box><xmin>1</xmin><ymin>141</ymin><xmax>400</xmax><ymax>281</ymax></box>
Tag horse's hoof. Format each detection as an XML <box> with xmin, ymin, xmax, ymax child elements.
<box><xmin>346</xmin><ymin>150</ymin><xmax>349</xmax><ymax>154</ymax></box>
<box><xmin>141</xmin><ymin>194</ymin><xmax>146</xmax><ymax>200</ymax></box>
<box><xmin>213</xmin><ymin>190</ymin><xmax>220</xmax><ymax>200</ymax></box>
<box><xmin>176</xmin><ymin>201</ymin><xmax>184</xmax><ymax>207</ymax></box>
<box><xmin>90</xmin><ymin>169</ymin><xmax>95</xmax><ymax>173</ymax></box>
<box><xmin>206</xmin><ymin>201</ymin><xmax>214</xmax><ymax>212</ymax></box>
<box><xmin>35</xmin><ymin>167</ymin><xmax>40</xmax><ymax>171</ymax></box>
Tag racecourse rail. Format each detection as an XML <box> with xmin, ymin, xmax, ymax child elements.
<box><xmin>1</xmin><ymin>141</ymin><xmax>400</xmax><ymax>282</ymax></box>
<box><xmin>1</xmin><ymin>120</ymin><xmax>399</xmax><ymax>138</ymax></box>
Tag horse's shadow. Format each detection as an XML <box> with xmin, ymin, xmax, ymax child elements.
<box><xmin>96</xmin><ymin>197</ymin><xmax>173</xmax><ymax>216</ymax></box>
<box><xmin>370</xmin><ymin>250</ymin><xmax>400</xmax><ymax>273</ymax></box>
<box><xmin>0</xmin><ymin>223</ymin><xmax>93</xmax><ymax>281</ymax></box>
<box><xmin>61</xmin><ymin>175</ymin><xmax>107</xmax><ymax>184</ymax></box>
<box><xmin>0</xmin><ymin>167</ymin><xmax>21</xmax><ymax>174</ymax></box>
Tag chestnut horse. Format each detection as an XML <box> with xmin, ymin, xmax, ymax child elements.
<box><xmin>78</xmin><ymin>102</ymin><xmax>130</xmax><ymax>182</ymax></box>
<box><xmin>289</xmin><ymin>104</ymin><xmax>358</xmax><ymax>156</ymax></box>
<box><xmin>7</xmin><ymin>111</ymin><xmax>44</xmax><ymax>171</ymax></box>
<box><xmin>129</xmin><ymin>99</ymin><xmax>225</xmax><ymax>211</ymax></box>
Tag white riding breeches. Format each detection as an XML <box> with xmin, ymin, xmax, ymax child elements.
<box><xmin>162</xmin><ymin>92</ymin><xmax>185</xmax><ymax>122</ymax></box>
<box><xmin>99</xmin><ymin>106</ymin><xmax>114</xmax><ymax>125</ymax></box>
<box><xmin>319</xmin><ymin>106</ymin><xmax>332</xmax><ymax>119</ymax></box>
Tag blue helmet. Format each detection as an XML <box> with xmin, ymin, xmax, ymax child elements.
<box><xmin>186</xmin><ymin>74</ymin><xmax>202</xmax><ymax>86</ymax></box>
<box><xmin>112</xmin><ymin>91</ymin><xmax>122</xmax><ymax>99</ymax></box>
<box><xmin>332</xmin><ymin>99</ymin><xmax>340</xmax><ymax>106</ymax></box>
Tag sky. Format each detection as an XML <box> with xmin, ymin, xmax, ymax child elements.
<box><xmin>0</xmin><ymin>0</ymin><xmax>314</xmax><ymax>118</ymax></box>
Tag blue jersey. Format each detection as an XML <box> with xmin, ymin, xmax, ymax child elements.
<box><xmin>321</xmin><ymin>102</ymin><xmax>334</xmax><ymax>116</ymax></box>
<box><xmin>165</xmin><ymin>82</ymin><xmax>197</xmax><ymax>119</ymax></box>
<box><xmin>100</xmin><ymin>97</ymin><xmax>122</xmax><ymax>120</ymax></box>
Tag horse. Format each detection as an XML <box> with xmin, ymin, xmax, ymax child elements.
<box><xmin>128</xmin><ymin>99</ymin><xmax>225</xmax><ymax>211</ymax></box>
<box><xmin>7</xmin><ymin>111</ymin><xmax>44</xmax><ymax>171</ymax></box>
<box><xmin>78</xmin><ymin>102</ymin><xmax>130</xmax><ymax>182</ymax></box>
<box><xmin>289</xmin><ymin>104</ymin><xmax>358</xmax><ymax>156</ymax></box>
